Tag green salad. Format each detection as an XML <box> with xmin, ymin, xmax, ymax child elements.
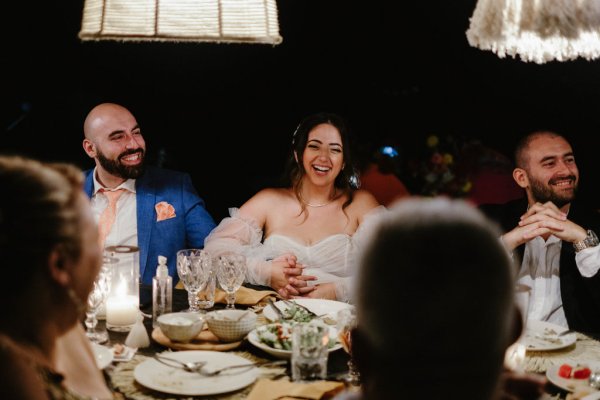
<box><xmin>281</xmin><ymin>303</ymin><xmax>314</xmax><ymax>322</ymax></box>
<box><xmin>255</xmin><ymin>321</ymin><xmax>338</xmax><ymax>351</ymax></box>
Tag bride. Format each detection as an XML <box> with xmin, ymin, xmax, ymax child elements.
<box><xmin>204</xmin><ymin>112</ymin><xmax>382</xmax><ymax>301</ymax></box>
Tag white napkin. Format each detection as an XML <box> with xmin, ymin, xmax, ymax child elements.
<box><xmin>125</xmin><ymin>312</ymin><xmax>150</xmax><ymax>348</ymax></box>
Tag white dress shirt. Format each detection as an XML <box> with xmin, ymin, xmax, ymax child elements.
<box><xmin>91</xmin><ymin>168</ymin><xmax>138</xmax><ymax>249</ymax></box>
<box><xmin>517</xmin><ymin>234</ymin><xmax>600</xmax><ymax>328</ymax></box>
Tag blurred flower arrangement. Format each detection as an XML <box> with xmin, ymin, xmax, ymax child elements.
<box><xmin>409</xmin><ymin>134</ymin><xmax>472</xmax><ymax>197</ymax></box>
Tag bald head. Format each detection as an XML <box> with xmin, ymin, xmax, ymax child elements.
<box><xmin>83</xmin><ymin>103</ymin><xmax>135</xmax><ymax>141</ymax></box>
<box><xmin>82</xmin><ymin>103</ymin><xmax>146</xmax><ymax>186</ymax></box>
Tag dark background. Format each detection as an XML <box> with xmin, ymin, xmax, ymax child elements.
<box><xmin>3</xmin><ymin>1</ymin><xmax>600</xmax><ymax>221</ymax></box>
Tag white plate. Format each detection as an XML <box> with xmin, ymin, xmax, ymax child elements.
<box><xmin>582</xmin><ymin>392</ymin><xmax>600</xmax><ymax>400</ymax></box>
<box><xmin>263</xmin><ymin>299</ymin><xmax>353</xmax><ymax>323</ymax></box>
<box><xmin>247</xmin><ymin>323</ymin><xmax>343</xmax><ymax>359</ymax></box>
<box><xmin>546</xmin><ymin>361</ymin><xmax>600</xmax><ymax>393</ymax></box>
<box><xmin>134</xmin><ymin>350</ymin><xmax>257</xmax><ymax>396</ymax></box>
<box><xmin>91</xmin><ymin>343</ymin><xmax>114</xmax><ymax>369</ymax></box>
<box><xmin>523</xmin><ymin>320</ymin><xmax>577</xmax><ymax>351</ymax></box>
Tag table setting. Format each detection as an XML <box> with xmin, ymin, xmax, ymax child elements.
<box><xmin>91</xmin><ymin>282</ymin><xmax>354</xmax><ymax>400</ymax></box>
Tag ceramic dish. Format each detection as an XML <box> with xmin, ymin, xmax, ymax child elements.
<box><xmin>247</xmin><ymin>322</ymin><xmax>342</xmax><ymax>359</ymax></box>
<box><xmin>134</xmin><ymin>350</ymin><xmax>257</xmax><ymax>396</ymax></box>
<box><xmin>524</xmin><ymin>320</ymin><xmax>577</xmax><ymax>351</ymax></box>
<box><xmin>263</xmin><ymin>298</ymin><xmax>353</xmax><ymax>323</ymax></box>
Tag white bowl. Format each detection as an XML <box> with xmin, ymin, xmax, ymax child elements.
<box><xmin>205</xmin><ymin>310</ymin><xmax>257</xmax><ymax>342</ymax></box>
<box><xmin>247</xmin><ymin>322</ymin><xmax>343</xmax><ymax>359</ymax></box>
<box><xmin>157</xmin><ymin>312</ymin><xmax>205</xmax><ymax>343</ymax></box>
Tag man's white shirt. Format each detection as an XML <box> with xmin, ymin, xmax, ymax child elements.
<box><xmin>90</xmin><ymin>168</ymin><xmax>138</xmax><ymax>248</ymax></box>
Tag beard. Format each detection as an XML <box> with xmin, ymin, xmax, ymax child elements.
<box><xmin>96</xmin><ymin>147</ymin><xmax>146</xmax><ymax>179</ymax></box>
<box><xmin>529</xmin><ymin>174</ymin><xmax>577</xmax><ymax>208</ymax></box>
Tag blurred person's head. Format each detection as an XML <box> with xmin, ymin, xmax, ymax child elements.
<box><xmin>284</xmin><ymin>112</ymin><xmax>357</xmax><ymax>211</ymax></box>
<box><xmin>513</xmin><ymin>131</ymin><xmax>578</xmax><ymax>209</ymax></box>
<box><xmin>353</xmin><ymin>198</ymin><xmax>519</xmax><ymax>400</ymax></box>
<box><xmin>0</xmin><ymin>156</ymin><xmax>102</xmax><ymax>343</ymax></box>
<box><xmin>83</xmin><ymin>103</ymin><xmax>147</xmax><ymax>188</ymax></box>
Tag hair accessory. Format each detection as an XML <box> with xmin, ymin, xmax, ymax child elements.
<box><xmin>291</xmin><ymin>122</ymin><xmax>302</xmax><ymax>146</ymax></box>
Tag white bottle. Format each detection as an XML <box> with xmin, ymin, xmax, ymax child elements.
<box><xmin>152</xmin><ymin>255</ymin><xmax>172</xmax><ymax>328</ymax></box>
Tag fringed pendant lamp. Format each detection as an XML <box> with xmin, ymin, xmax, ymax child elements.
<box><xmin>79</xmin><ymin>0</ymin><xmax>282</xmax><ymax>45</ymax></box>
<box><xmin>466</xmin><ymin>0</ymin><xmax>600</xmax><ymax>63</ymax></box>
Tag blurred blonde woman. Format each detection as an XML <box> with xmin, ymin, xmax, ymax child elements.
<box><xmin>0</xmin><ymin>155</ymin><xmax>112</xmax><ymax>399</ymax></box>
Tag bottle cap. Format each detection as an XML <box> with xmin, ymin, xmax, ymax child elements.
<box><xmin>156</xmin><ymin>255</ymin><xmax>168</xmax><ymax>278</ymax></box>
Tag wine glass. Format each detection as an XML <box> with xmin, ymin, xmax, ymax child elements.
<box><xmin>216</xmin><ymin>253</ymin><xmax>246</xmax><ymax>309</ymax></box>
<box><xmin>336</xmin><ymin>307</ymin><xmax>360</xmax><ymax>386</ymax></box>
<box><xmin>85</xmin><ymin>263</ymin><xmax>111</xmax><ymax>343</ymax></box>
<box><xmin>177</xmin><ymin>249</ymin><xmax>212</xmax><ymax>313</ymax></box>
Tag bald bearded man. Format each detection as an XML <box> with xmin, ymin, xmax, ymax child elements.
<box><xmin>82</xmin><ymin>102</ymin><xmax>215</xmax><ymax>284</ymax></box>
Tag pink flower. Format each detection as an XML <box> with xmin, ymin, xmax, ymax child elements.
<box><xmin>155</xmin><ymin>201</ymin><xmax>176</xmax><ymax>221</ymax></box>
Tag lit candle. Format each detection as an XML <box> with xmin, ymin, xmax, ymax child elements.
<box><xmin>107</xmin><ymin>294</ymin><xmax>139</xmax><ymax>327</ymax></box>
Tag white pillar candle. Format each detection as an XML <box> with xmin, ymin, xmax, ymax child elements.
<box><xmin>106</xmin><ymin>295</ymin><xmax>139</xmax><ymax>327</ymax></box>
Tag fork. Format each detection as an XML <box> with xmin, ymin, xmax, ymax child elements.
<box><xmin>198</xmin><ymin>360</ymin><xmax>287</xmax><ymax>376</ymax></box>
<box><xmin>281</xmin><ymin>299</ymin><xmax>319</xmax><ymax>318</ymax></box>
<box><xmin>153</xmin><ymin>355</ymin><xmax>207</xmax><ymax>373</ymax></box>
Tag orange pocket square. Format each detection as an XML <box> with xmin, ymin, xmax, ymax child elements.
<box><xmin>155</xmin><ymin>201</ymin><xmax>176</xmax><ymax>221</ymax></box>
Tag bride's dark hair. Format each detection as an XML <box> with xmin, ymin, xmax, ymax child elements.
<box><xmin>283</xmin><ymin>112</ymin><xmax>356</xmax><ymax>216</ymax></box>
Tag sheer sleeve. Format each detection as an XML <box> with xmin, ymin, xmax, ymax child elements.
<box><xmin>339</xmin><ymin>205</ymin><xmax>389</xmax><ymax>303</ymax></box>
<box><xmin>204</xmin><ymin>208</ymin><xmax>273</xmax><ymax>286</ymax></box>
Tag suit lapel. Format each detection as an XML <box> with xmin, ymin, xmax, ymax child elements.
<box><xmin>136</xmin><ymin>172</ymin><xmax>156</xmax><ymax>279</ymax></box>
<box><xmin>84</xmin><ymin>169</ymin><xmax>94</xmax><ymax>198</ymax></box>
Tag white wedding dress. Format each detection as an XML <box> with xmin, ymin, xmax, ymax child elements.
<box><xmin>204</xmin><ymin>207</ymin><xmax>385</xmax><ymax>302</ymax></box>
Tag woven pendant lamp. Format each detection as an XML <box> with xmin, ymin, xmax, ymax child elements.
<box><xmin>466</xmin><ymin>0</ymin><xmax>600</xmax><ymax>64</ymax></box>
<box><xmin>79</xmin><ymin>0</ymin><xmax>282</xmax><ymax>45</ymax></box>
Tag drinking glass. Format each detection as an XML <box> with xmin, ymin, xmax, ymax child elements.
<box><xmin>216</xmin><ymin>253</ymin><xmax>246</xmax><ymax>309</ymax></box>
<box><xmin>85</xmin><ymin>257</ymin><xmax>113</xmax><ymax>343</ymax></box>
<box><xmin>292</xmin><ymin>322</ymin><xmax>329</xmax><ymax>382</ymax></box>
<box><xmin>336</xmin><ymin>307</ymin><xmax>360</xmax><ymax>386</ymax></box>
<box><xmin>177</xmin><ymin>249</ymin><xmax>212</xmax><ymax>313</ymax></box>
<box><xmin>196</xmin><ymin>268</ymin><xmax>217</xmax><ymax>311</ymax></box>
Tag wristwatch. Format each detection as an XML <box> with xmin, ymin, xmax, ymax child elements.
<box><xmin>573</xmin><ymin>229</ymin><xmax>600</xmax><ymax>252</ymax></box>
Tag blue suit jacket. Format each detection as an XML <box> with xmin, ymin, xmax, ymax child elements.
<box><xmin>84</xmin><ymin>166</ymin><xmax>216</xmax><ymax>285</ymax></box>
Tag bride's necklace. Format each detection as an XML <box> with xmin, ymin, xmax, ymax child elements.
<box><xmin>299</xmin><ymin>189</ymin><xmax>337</xmax><ymax>208</ymax></box>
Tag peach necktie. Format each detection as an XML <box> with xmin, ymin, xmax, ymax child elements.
<box><xmin>98</xmin><ymin>189</ymin><xmax>125</xmax><ymax>248</ymax></box>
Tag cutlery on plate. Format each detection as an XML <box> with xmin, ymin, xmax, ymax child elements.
<box><xmin>280</xmin><ymin>299</ymin><xmax>339</xmax><ymax>325</ymax></box>
<box><xmin>281</xmin><ymin>299</ymin><xmax>319</xmax><ymax>318</ymax></box>
<box><xmin>199</xmin><ymin>359</ymin><xmax>287</xmax><ymax>376</ymax></box>
<box><xmin>153</xmin><ymin>354</ymin><xmax>207</xmax><ymax>372</ymax></box>
<box><xmin>558</xmin><ymin>329</ymin><xmax>576</xmax><ymax>337</ymax></box>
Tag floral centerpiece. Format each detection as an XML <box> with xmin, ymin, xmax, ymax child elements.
<box><xmin>410</xmin><ymin>134</ymin><xmax>472</xmax><ymax>198</ymax></box>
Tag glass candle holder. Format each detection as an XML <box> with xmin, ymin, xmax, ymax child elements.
<box><xmin>105</xmin><ymin>245</ymin><xmax>140</xmax><ymax>332</ymax></box>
